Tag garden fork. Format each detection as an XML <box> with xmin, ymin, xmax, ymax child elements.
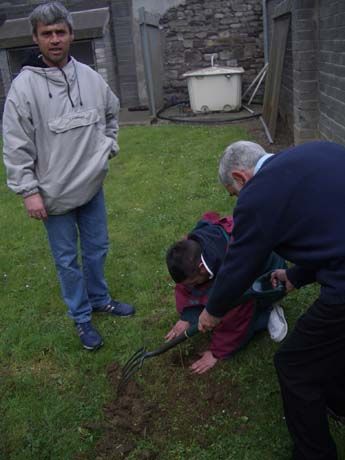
<box><xmin>118</xmin><ymin>323</ymin><xmax>199</xmax><ymax>393</ymax></box>
<box><xmin>118</xmin><ymin>270</ymin><xmax>286</xmax><ymax>392</ymax></box>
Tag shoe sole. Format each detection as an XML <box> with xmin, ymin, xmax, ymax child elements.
<box><xmin>92</xmin><ymin>310</ymin><xmax>135</xmax><ymax>317</ymax></box>
<box><xmin>82</xmin><ymin>341</ymin><xmax>104</xmax><ymax>351</ymax></box>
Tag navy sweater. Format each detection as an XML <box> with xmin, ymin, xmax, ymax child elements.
<box><xmin>207</xmin><ymin>141</ymin><xmax>345</xmax><ymax>317</ymax></box>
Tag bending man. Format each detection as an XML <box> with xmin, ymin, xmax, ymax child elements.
<box><xmin>166</xmin><ymin>211</ymin><xmax>287</xmax><ymax>374</ymax></box>
<box><xmin>199</xmin><ymin>140</ymin><xmax>345</xmax><ymax>460</ymax></box>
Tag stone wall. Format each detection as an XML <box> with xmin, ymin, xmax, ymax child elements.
<box><xmin>319</xmin><ymin>0</ymin><xmax>345</xmax><ymax>144</ymax></box>
<box><xmin>160</xmin><ymin>0</ymin><xmax>264</xmax><ymax>104</ymax></box>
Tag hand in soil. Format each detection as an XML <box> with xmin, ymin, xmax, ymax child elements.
<box><xmin>165</xmin><ymin>319</ymin><xmax>190</xmax><ymax>341</ymax></box>
<box><xmin>190</xmin><ymin>350</ymin><xmax>218</xmax><ymax>374</ymax></box>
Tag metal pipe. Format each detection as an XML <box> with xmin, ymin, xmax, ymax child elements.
<box><xmin>248</xmin><ymin>66</ymin><xmax>268</xmax><ymax>105</ymax></box>
<box><xmin>259</xmin><ymin>116</ymin><xmax>274</xmax><ymax>144</ymax></box>
<box><xmin>243</xmin><ymin>104</ymin><xmax>255</xmax><ymax>114</ymax></box>
<box><xmin>242</xmin><ymin>63</ymin><xmax>268</xmax><ymax>99</ymax></box>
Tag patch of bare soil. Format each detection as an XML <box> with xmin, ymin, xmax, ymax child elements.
<box><xmin>76</xmin><ymin>341</ymin><xmax>243</xmax><ymax>460</ymax></box>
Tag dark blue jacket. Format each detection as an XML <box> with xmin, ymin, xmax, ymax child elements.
<box><xmin>207</xmin><ymin>141</ymin><xmax>345</xmax><ymax>317</ymax></box>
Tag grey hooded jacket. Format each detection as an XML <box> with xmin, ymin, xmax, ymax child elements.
<box><xmin>3</xmin><ymin>57</ymin><xmax>120</xmax><ymax>215</ymax></box>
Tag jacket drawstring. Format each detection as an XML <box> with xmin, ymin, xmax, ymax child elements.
<box><xmin>72</xmin><ymin>60</ymin><xmax>83</xmax><ymax>106</ymax></box>
<box><xmin>43</xmin><ymin>59</ymin><xmax>83</xmax><ymax>108</ymax></box>
<box><xmin>43</xmin><ymin>69</ymin><xmax>53</xmax><ymax>99</ymax></box>
<box><xmin>59</xmin><ymin>67</ymin><xmax>75</xmax><ymax>108</ymax></box>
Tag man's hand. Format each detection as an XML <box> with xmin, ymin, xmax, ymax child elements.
<box><xmin>198</xmin><ymin>308</ymin><xmax>221</xmax><ymax>333</ymax></box>
<box><xmin>23</xmin><ymin>193</ymin><xmax>47</xmax><ymax>220</ymax></box>
<box><xmin>165</xmin><ymin>319</ymin><xmax>189</xmax><ymax>341</ymax></box>
<box><xmin>190</xmin><ymin>350</ymin><xmax>218</xmax><ymax>374</ymax></box>
<box><xmin>271</xmin><ymin>269</ymin><xmax>295</xmax><ymax>292</ymax></box>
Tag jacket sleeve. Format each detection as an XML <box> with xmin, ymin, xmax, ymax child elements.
<box><xmin>105</xmin><ymin>84</ymin><xmax>120</xmax><ymax>159</ymax></box>
<box><xmin>206</xmin><ymin>202</ymin><xmax>274</xmax><ymax>318</ymax></box>
<box><xmin>209</xmin><ymin>300</ymin><xmax>254</xmax><ymax>359</ymax></box>
<box><xmin>2</xmin><ymin>91</ymin><xmax>39</xmax><ymax>197</ymax></box>
<box><xmin>286</xmin><ymin>265</ymin><xmax>316</xmax><ymax>288</ymax></box>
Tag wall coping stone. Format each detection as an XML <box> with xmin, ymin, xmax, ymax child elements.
<box><xmin>0</xmin><ymin>7</ymin><xmax>109</xmax><ymax>49</ymax></box>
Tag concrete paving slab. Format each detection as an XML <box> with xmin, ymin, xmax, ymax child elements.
<box><xmin>119</xmin><ymin>108</ymin><xmax>152</xmax><ymax>126</ymax></box>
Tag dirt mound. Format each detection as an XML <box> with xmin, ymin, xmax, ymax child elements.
<box><xmin>78</xmin><ymin>362</ymin><xmax>157</xmax><ymax>460</ymax></box>
<box><xmin>78</xmin><ymin>344</ymin><xmax>242</xmax><ymax>460</ymax></box>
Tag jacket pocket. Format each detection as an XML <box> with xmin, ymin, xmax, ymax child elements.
<box><xmin>48</xmin><ymin>108</ymin><xmax>100</xmax><ymax>133</ymax></box>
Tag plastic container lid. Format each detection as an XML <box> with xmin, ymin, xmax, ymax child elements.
<box><xmin>182</xmin><ymin>66</ymin><xmax>244</xmax><ymax>78</ymax></box>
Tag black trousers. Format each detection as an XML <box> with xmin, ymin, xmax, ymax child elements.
<box><xmin>274</xmin><ymin>299</ymin><xmax>345</xmax><ymax>460</ymax></box>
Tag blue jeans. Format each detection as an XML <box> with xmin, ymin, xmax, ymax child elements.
<box><xmin>44</xmin><ymin>188</ymin><xmax>111</xmax><ymax>323</ymax></box>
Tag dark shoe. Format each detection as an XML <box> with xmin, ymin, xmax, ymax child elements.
<box><xmin>93</xmin><ymin>299</ymin><xmax>135</xmax><ymax>317</ymax></box>
<box><xmin>75</xmin><ymin>321</ymin><xmax>103</xmax><ymax>350</ymax></box>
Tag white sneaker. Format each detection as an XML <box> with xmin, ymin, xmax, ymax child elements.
<box><xmin>268</xmin><ymin>304</ymin><xmax>288</xmax><ymax>343</ymax></box>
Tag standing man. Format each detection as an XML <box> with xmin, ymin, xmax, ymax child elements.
<box><xmin>198</xmin><ymin>140</ymin><xmax>345</xmax><ymax>460</ymax></box>
<box><xmin>2</xmin><ymin>1</ymin><xmax>135</xmax><ymax>351</ymax></box>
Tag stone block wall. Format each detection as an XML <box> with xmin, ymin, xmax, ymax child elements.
<box><xmin>267</xmin><ymin>0</ymin><xmax>345</xmax><ymax>145</ymax></box>
<box><xmin>279</xmin><ymin>25</ymin><xmax>293</xmax><ymax>129</ymax></box>
<box><xmin>291</xmin><ymin>0</ymin><xmax>319</xmax><ymax>144</ymax></box>
<box><xmin>266</xmin><ymin>0</ymin><xmax>320</xmax><ymax>144</ymax></box>
<box><xmin>94</xmin><ymin>25</ymin><xmax>116</xmax><ymax>90</ymax></box>
<box><xmin>160</xmin><ymin>0</ymin><xmax>265</xmax><ymax>103</ymax></box>
<box><xmin>319</xmin><ymin>0</ymin><xmax>345</xmax><ymax>143</ymax></box>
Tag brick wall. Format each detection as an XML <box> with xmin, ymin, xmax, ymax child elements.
<box><xmin>266</xmin><ymin>0</ymin><xmax>320</xmax><ymax>144</ymax></box>
<box><xmin>319</xmin><ymin>0</ymin><xmax>345</xmax><ymax>143</ymax></box>
<box><xmin>267</xmin><ymin>0</ymin><xmax>345</xmax><ymax>145</ymax></box>
<box><xmin>94</xmin><ymin>23</ymin><xmax>118</xmax><ymax>95</ymax></box>
<box><xmin>291</xmin><ymin>0</ymin><xmax>319</xmax><ymax>144</ymax></box>
<box><xmin>160</xmin><ymin>0</ymin><xmax>264</xmax><ymax>103</ymax></box>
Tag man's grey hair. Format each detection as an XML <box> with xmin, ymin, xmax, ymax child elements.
<box><xmin>218</xmin><ymin>141</ymin><xmax>267</xmax><ymax>186</ymax></box>
<box><xmin>29</xmin><ymin>1</ymin><xmax>74</xmax><ymax>35</ymax></box>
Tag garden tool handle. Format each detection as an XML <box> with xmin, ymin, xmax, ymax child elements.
<box><xmin>185</xmin><ymin>323</ymin><xmax>199</xmax><ymax>338</ymax></box>
<box><xmin>226</xmin><ymin>270</ymin><xmax>287</xmax><ymax>308</ymax></box>
<box><xmin>145</xmin><ymin>323</ymin><xmax>199</xmax><ymax>359</ymax></box>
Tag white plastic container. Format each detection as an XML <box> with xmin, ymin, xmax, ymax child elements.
<box><xmin>182</xmin><ymin>66</ymin><xmax>245</xmax><ymax>113</ymax></box>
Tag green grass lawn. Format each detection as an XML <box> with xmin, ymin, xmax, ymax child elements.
<box><xmin>0</xmin><ymin>124</ymin><xmax>344</xmax><ymax>460</ymax></box>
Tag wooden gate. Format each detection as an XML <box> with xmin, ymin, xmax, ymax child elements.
<box><xmin>139</xmin><ymin>7</ymin><xmax>164</xmax><ymax>117</ymax></box>
<box><xmin>111</xmin><ymin>0</ymin><xmax>139</xmax><ymax>107</ymax></box>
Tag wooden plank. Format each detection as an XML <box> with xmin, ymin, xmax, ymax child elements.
<box><xmin>139</xmin><ymin>7</ymin><xmax>164</xmax><ymax>116</ymax></box>
<box><xmin>262</xmin><ymin>14</ymin><xmax>291</xmax><ymax>141</ymax></box>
